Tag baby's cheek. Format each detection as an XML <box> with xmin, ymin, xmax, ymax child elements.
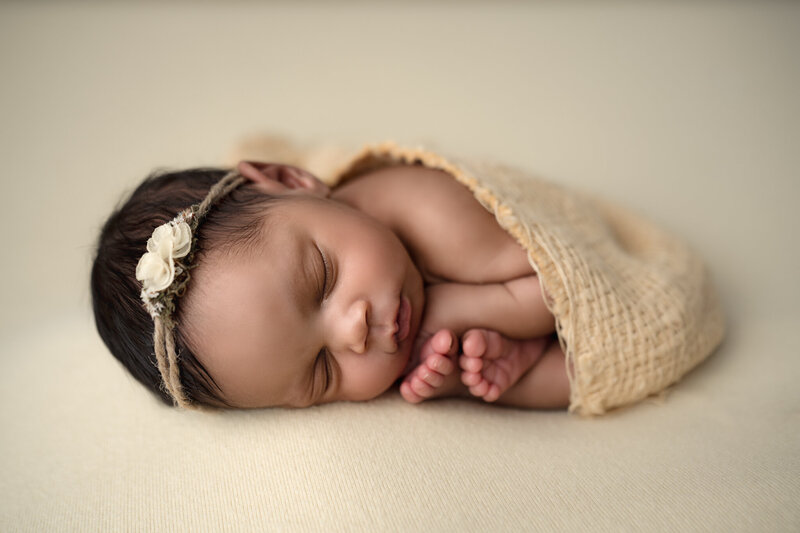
<box><xmin>342</xmin><ymin>361</ymin><xmax>397</xmax><ymax>401</ymax></box>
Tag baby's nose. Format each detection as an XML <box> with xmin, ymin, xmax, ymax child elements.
<box><xmin>344</xmin><ymin>300</ymin><xmax>369</xmax><ymax>354</ymax></box>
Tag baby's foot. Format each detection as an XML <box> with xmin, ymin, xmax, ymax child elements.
<box><xmin>459</xmin><ymin>329</ymin><xmax>548</xmax><ymax>402</ymax></box>
<box><xmin>400</xmin><ymin>329</ymin><xmax>459</xmax><ymax>404</ymax></box>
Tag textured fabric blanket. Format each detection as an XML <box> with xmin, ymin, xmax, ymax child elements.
<box><xmin>231</xmin><ymin>138</ymin><xmax>726</xmax><ymax>415</ymax></box>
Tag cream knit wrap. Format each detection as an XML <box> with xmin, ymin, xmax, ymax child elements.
<box><xmin>233</xmin><ymin>139</ymin><xmax>726</xmax><ymax>415</ymax></box>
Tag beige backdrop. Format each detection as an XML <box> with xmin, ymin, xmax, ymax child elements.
<box><xmin>1</xmin><ymin>2</ymin><xmax>798</xmax><ymax>531</ymax></box>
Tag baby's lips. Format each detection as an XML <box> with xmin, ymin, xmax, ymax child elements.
<box><xmin>395</xmin><ymin>296</ymin><xmax>412</xmax><ymax>343</ymax></box>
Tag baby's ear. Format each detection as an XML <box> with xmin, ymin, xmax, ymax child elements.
<box><xmin>236</xmin><ymin>161</ymin><xmax>330</xmax><ymax>198</ymax></box>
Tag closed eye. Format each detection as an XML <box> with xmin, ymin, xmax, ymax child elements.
<box><xmin>315</xmin><ymin>348</ymin><xmax>331</xmax><ymax>394</ymax></box>
<box><xmin>315</xmin><ymin>245</ymin><xmax>330</xmax><ymax>303</ymax></box>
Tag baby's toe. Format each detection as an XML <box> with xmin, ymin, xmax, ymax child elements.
<box><xmin>418</xmin><ymin>365</ymin><xmax>446</xmax><ymax>388</ymax></box>
<box><xmin>426</xmin><ymin>353</ymin><xmax>455</xmax><ymax>375</ymax></box>
<box><xmin>461</xmin><ymin>329</ymin><xmax>488</xmax><ymax>359</ymax></box>
<box><xmin>483</xmin><ymin>384</ymin><xmax>502</xmax><ymax>403</ymax></box>
<box><xmin>399</xmin><ymin>381</ymin><xmax>423</xmax><ymax>404</ymax></box>
<box><xmin>430</xmin><ymin>329</ymin><xmax>456</xmax><ymax>356</ymax></box>
<box><xmin>461</xmin><ymin>370</ymin><xmax>482</xmax><ymax>387</ymax></box>
<box><xmin>410</xmin><ymin>375</ymin><xmax>436</xmax><ymax>398</ymax></box>
<box><xmin>468</xmin><ymin>379</ymin><xmax>490</xmax><ymax>398</ymax></box>
<box><xmin>459</xmin><ymin>354</ymin><xmax>483</xmax><ymax>373</ymax></box>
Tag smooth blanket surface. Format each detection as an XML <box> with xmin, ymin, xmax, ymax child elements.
<box><xmin>254</xmin><ymin>139</ymin><xmax>726</xmax><ymax>415</ymax></box>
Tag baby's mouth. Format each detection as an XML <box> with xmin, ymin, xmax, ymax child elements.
<box><xmin>393</xmin><ymin>296</ymin><xmax>411</xmax><ymax>344</ymax></box>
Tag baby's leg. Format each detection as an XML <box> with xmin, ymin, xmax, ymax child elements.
<box><xmin>459</xmin><ymin>329</ymin><xmax>550</xmax><ymax>402</ymax></box>
<box><xmin>400</xmin><ymin>330</ymin><xmax>464</xmax><ymax>403</ymax></box>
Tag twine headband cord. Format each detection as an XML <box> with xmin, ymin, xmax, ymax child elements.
<box><xmin>135</xmin><ymin>170</ymin><xmax>246</xmax><ymax>409</ymax></box>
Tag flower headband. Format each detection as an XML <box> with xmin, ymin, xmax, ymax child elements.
<box><xmin>135</xmin><ymin>170</ymin><xmax>246</xmax><ymax>409</ymax></box>
<box><xmin>136</xmin><ymin>207</ymin><xmax>195</xmax><ymax>323</ymax></box>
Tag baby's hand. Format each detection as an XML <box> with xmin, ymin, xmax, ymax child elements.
<box><xmin>399</xmin><ymin>329</ymin><xmax>460</xmax><ymax>403</ymax></box>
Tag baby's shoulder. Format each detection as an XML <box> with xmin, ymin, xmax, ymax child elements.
<box><xmin>333</xmin><ymin>165</ymin><xmax>531</xmax><ymax>283</ymax></box>
<box><xmin>333</xmin><ymin>164</ymin><xmax>474</xmax><ymax>233</ymax></box>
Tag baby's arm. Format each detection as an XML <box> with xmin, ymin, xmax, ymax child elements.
<box><xmin>399</xmin><ymin>274</ymin><xmax>558</xmax><ymax>404</ymax></box>
<box><xmin>423</xmin><ymin>274</ymin><xmax>555</xmax><ymax>340</ymax></box>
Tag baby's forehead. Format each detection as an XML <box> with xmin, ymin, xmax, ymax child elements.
<box><xmin>249</xmin><ymin>195</ymin><xmax>348</xmax><ymax>252</ymax></box>
<box><xmin>200</xmin><ymin>194</ymin><xmax>342</xmax><ymax>282</ymax></box>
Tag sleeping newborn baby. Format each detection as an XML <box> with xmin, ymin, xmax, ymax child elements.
<box><xmin>203</xmin><ymin>161</ymin><xmax>568</xmax><ymax>409</ymax></box>
<box><xmin>91</xmin><ymin>141</ymin><xmax>724</xmax><ymax>415</ymax></box>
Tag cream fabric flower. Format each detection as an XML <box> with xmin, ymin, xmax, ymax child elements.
<box><xmin>147</xmin><ymin>221</ymin><xmax>191</xmax><ymax>259</ymax></box>
<box><xmin>136</xmin><ymin>239</ymin><xmax>175</xmax><ymax>292</ymax></box>
<box><xmin>136</xmin><ymin>220</ymin><xmax>192</xmax><ymax>292</ymax></box>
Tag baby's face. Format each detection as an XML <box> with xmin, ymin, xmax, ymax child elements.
<box><xmin>186</xmin><ymin>193</ymin><xmax>425</xmax><ymax>408</ymax></box>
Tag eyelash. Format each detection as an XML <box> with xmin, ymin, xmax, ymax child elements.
<box><xmin>317</xmin><ymin>246</ymin><xmax>332</xmax><ymax>303</ymax></box>
<box><xmin>314</xmin><ymin>246</ymin><xmax>334</xmax><ymax>394</ymax></box>
<box><xmin>316</xmin><ymin>348</ymin><xmax>331</xmax><ymax>391</ymax></box>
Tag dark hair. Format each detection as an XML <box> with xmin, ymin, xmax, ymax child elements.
<box><xmin>90</xmin><ymin>167</ymin><xmax>278</xmax><ymax>408</ymax></box>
